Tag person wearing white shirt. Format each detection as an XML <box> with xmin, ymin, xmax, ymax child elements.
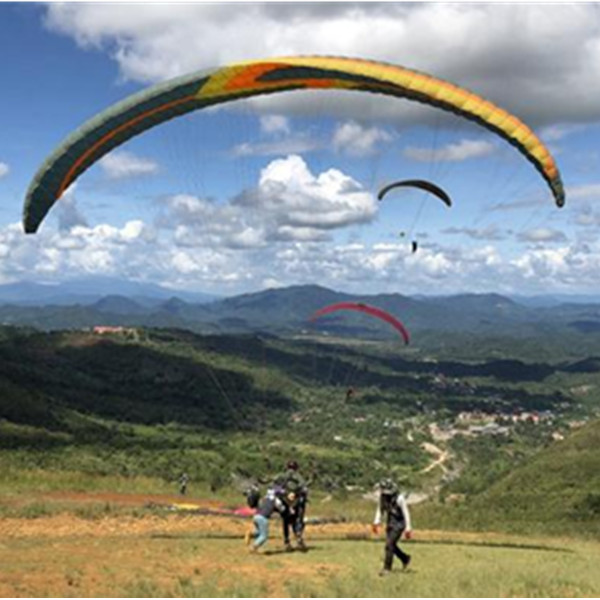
<box><xmin>372</xmin><ymin>478</ymin><xmax>412</xmax><ymax>575</ymax></box>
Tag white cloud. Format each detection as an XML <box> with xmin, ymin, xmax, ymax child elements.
<box><xmin>231</xmin><ymin>135</ymin><xmax>321</xmax><ymax>157</ymax></box>
<box><xmin>0</xmin><ymin>162</ymin><xmax>9</xmax><ymax>179</ymax></box>
<box><xmin>568</xmin><ymin>183</ymin><xmax>600</xmax><ymax>201</ymax></box>
<box><xmin>54</xmin><ymin>185</ymin><xmax>88</xmax><ymax>232</ymax></box>
<box><xmin>235</xmin><ymin>154</ymin><xmax>377</xmax><ymax>230</ymax></box>
<box><xmin>404</xmin><ymin>139</ymin><xmax>495</xmax><ymax>163</ymax></box>
<box><xmin>231</xmin><ymin>114</ymin><xmax>321</xmax><ymax>157</ymax></box>
<box><xmin>43</xmin><ymin>3</ymin><xmax>600</xmax><ymax>127</ymax></box>
<box><xmin>99</xmin><ymin>150</ymin><xmax>159</xmax><ymax>179</ymax></box>
<box><xmin>541</xmin><ymin>123</ymin><xmax>585</xmax><ymax>142</ymax></box>
<box><xmin>517</xmin><ymin>228</ymin><xmax>568</xmax><ymax>244</ymax></box>
<box><xmin>273</xmin><ymin>226</ymin><xmax>330</xmax><ymax>243</ymax></box>
<box><xmin>332</xmin><ymin>121</ymin><xmax>392</xmax><ymax>156</ymax></box>
<box><xmin>158</xmin><ymin>155</ymin><xmax>375</xmax><ymax>251</ymax></box>
<box><xmin>442</xmin><ymin>225</ymin><xmax>507</xmax><ymax>241</ymax></box>
<box><xmin>8</xmin><ymin>211</ymin><xmax>600</xmax><ymax>296</ymax></box>
<box><xmin>260</xmin><ymin>115</ymin><xmax>290</xmax><ymax>136</ymax></box>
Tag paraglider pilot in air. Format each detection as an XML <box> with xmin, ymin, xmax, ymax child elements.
<box><xmin>372</xmin><ymin>478</ymin><xmax>412</xmax><ymax>576</ymax></box>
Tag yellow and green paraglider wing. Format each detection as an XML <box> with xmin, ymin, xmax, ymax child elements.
<box><xmin>23</xmin><ymin>55</ymin><xmax>564</xmax><ymax>233</ymax></box>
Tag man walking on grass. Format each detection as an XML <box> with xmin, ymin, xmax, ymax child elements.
<box><xmin>372</xmin><ymin>478</ymin><xmax>412</xmax><ymax>576</ymax></box>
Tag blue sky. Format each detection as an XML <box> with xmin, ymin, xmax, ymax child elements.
<box><xmin>1</xmin><ymin>2</ymin><xmax>600</xmax><ymax>296</ymax></box>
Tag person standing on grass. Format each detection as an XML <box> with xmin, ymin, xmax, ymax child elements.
<box><xmin>179</xmin><ymin>472</ymin><xmax>189</xmax><ymax>496</ymax></box>
<box><xmin>274</xmin><ymin>460</ymin><xmax>309</xmax><ymax>551</ymax></box>
<box><xmin>245</xmin><ymin>488</ymin><xmax>286</xmax><ymax>553</ymax></box>
<box><xmin>281</xmin><ymin>489</ymin><xmax>309</xmax><ymax>552</ymax></box>
<box><xmin>372</xmin><ymin>478</ymin><xmax>412</xmax><ymax>576</ymax></box>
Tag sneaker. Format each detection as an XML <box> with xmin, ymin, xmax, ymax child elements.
<box><xmin>379</xmin><ymin>569</ymin><xmax>391</xmax><ymax>577</ymax></box>
<box><xmin>285</xmin><ymin>543</ymin><xmax>294</xmax><ymax>552</ymax></box>
<box><xmin>297</xmin><ymin>540</ymin><xmax>308</xmax><ymax>552</ymax></box>
<box><xmin>402</xmin><ymin>555</ymin><xmax>411</xmax><ymax>570</ymax></box>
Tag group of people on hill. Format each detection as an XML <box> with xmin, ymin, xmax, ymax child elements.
<box><xmin>244</xmin><ymin>461</ymin><xmax>413</xmax><ymax>576</ymax></box>
<box><xmin>245</xmin><ymin>460</ymin><xmax>308</xmax><ymax>553</ymax></box>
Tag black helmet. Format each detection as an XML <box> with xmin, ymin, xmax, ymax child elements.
<box><xmin>286</xmin><ymin>460</ymin><xmax>299</xmax><ymax>471</ymax></box>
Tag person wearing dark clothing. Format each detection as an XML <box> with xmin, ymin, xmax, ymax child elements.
<box><xmin>281</xmin><ymin>491</ymin><xmax>308</xmax><ymax>551</ymax></box>
<box><xmin>179</xmin><ymin>472</ymin><xmax>189</xmax><ymax>496</ymax></box>
<box><xmin>293</xmin><ymin>488</ymin><xmax>308</xmax><ymax>550</ymax></box>
<box><xmin>274</xmin><ymin>461</ymin><xmax>309</xmax><ymax>550</ymax></box>
<box><xmin>246</xmin><ymin>489</ymin><xmax>286</xmax><ymax>552</ymax></box>
<box><xmin>372</xmin><ymin>478</ymin><xmax>412</xmax><ymax>575</ymax></box>
<box><xmin>274</xmin><ymin>460</ymin><xmax>307</xmax><ymax>492</ymax></box>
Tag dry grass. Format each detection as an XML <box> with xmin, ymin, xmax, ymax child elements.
<box><xmin>0</xmin><ymin>492</ymin><xmax>598</xmax><ymax>597</ymax></box>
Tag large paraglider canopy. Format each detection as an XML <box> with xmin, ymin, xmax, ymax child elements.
<box><xmin>310</xmin><ymin>301</ymin><xmax>411</xmax><ymax>345</ymax></box>
<box><xmin>23</xmin><ymin>55</ymin><xmax>565</xmax><ymax>234</ymax></box>
<box><xmin>378</xmin><ymin>179</ymin><xmax>452</xmax><ymax>207</ymax></box>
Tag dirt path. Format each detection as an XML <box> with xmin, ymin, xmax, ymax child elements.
<box><xmin>420</xmin><ymin>442</ymin><xmax>450</xmax><ymax>474</ymax></box>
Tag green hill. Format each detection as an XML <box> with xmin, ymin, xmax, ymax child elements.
<box><xmin>1</xmin><ymin>324</ymin><xmax>599</xmax><ymax>537</ymax></box>
<box><xmin>420</xmin><ymin>419</ymin><xmax>600</xmax><ymax>537</ymax></box>
<box><xmin>470</xmin><ymin>419</ymin><xmax>600</xmax><ymax>533</ymax></box>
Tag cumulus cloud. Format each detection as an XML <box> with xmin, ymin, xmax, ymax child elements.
<box><xmin>234</xmin><ymin>154</ymin><xmax>377</xmax><ymax>230</ymax></box>
<box><xmin>332</xmin><ymin>121</ymin><xmax>393</xmax><ymax>156</ymax></box>
<box><xmin>404</xmin><ymin>139</ymin><xmax>495</xmax><ymax>162</ymax></box>
<box><xmin>43</xmin><ymin>4</ymin><xmax>600</xmax><ymax>127</ymax></box>
<box><xmin>99</xmin><ymin>150</ymin><xmax>159</xmax><ymax>179</ymax></box>
<box><xmin>231</xmin><ymin>112</ymin><xmax>322</xmax><ymax>157</ymax></box>
<box><xmin>54</xmin><ymin>186</ymin><xmax>88</xmax><ymax>232</ymax></box>
<box><xmin>0</xmin><ymin>162</ymin><xmax>9</xmax><ymax>179</ymax></box>
<box><xmin>157</xmin><ymin>155</ymin><xmax>375</xmax><ymax>250</ymax></box>
<box><xmin>5</xmin><ymin>211</ymin><xmax>600</xmax><ymax>296</ymax></box>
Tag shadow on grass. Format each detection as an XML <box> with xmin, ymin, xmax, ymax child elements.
<box><xmin>150</xmin><ymin>531</ymin><xmax>573</xmax><ymax>554</ymax></box>
<box><xmin>262</xmin><ymin>544</ymin><xmax>321</xmax><ymax>556</ymax></box>
<box><xmin>335</xmin><ymin>536</ymin><xmax>574</xmax><ymax>554</ymax></box>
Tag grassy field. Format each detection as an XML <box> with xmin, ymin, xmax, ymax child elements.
<box><xmin>0</xmin><ymin>491</ymin><xmax>598</xmax><ymax>597</ymax></box>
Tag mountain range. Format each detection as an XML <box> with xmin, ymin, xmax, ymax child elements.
<box><xmin>2</xmin><ymin>279</ymin><xmax>600</xmax><ymax>341</ymax></box>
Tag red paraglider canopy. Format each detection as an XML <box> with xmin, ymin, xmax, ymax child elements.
<box><xmin>310</xmin><ymin>302</ymin><xmax>410</xmax><ymax>345</ymax></box>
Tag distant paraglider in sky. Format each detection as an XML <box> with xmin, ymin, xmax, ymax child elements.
<box><xmin>377</xmin><ymin>179</ymin><xmax>452</xmax><ymax>207</ymax></box>
<box><xmin>310</xmin><ymin>301</ymin><xmax>411</xmax><ymax>345</ymax></box>
<box><xmin>23</xmin><ymin>55</ymin><xmax>564</xmax><ymax>234</ymax></box>
<box><xmin>378</xmin><ymin>179</ymin><xmax>453</xmax><ymax>253</ymax></box>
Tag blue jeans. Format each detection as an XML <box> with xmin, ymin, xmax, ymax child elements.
<box><xmin>253</xmin><ymin>514</ymin><xmax>269</xmax><ymax>548</ymax></box>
